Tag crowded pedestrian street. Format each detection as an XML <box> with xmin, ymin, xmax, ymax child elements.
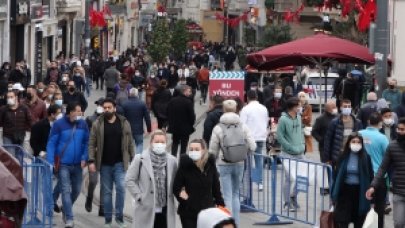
<box><xmin>1</xmin><ymin>0</ymin><xmax>405</xmax><ymax>228</ymax></box>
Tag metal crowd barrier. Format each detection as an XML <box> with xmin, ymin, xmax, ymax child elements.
<box><xmin>3</xmin><ymin>145</ymin><xmax>54</xmax><ymax>228</ymax></box>
<box><xmin>240</xmin><ymin>153</ymin><xmax>333</xmax><ymax>226</ymax></box>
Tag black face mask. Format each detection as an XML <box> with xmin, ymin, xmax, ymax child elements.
<box><xmin>389</xmin><ymin>85</ymin><xmax>395</xmax><ymax>89</ymax></box>
<box><xmin>104</xmin><ymin>111</ymin><xmax>115</xmax><ymax>120</ymax></box>
<box><xmin>397</xmin><ymin>134</ymin><xmax>405</xmax><ymax>143</ymax></box>
<box><xmin>68</xmin><ymin>87</ymin><xmax>75</xmax><ymax>92</ymax></box>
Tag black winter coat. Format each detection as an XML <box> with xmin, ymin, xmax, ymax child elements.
<box><xmin>324</xmin><ymin>115</ymin><xmax>362</xmax><ymax>163</ymax></box>
<box><xmin>203</xmin><ymin>105</ymin><xmax>223</xmax><ymax>145</ymax></box>
<box><xmin>371</xmin><ymin>140</ymin><xmax>405</xmax><ymax>197</ymax></box>
<box><xmin>167</xmin><ymin>94</ymin><xmax>195</xmax><ymax>136</ymax></box>
<box><xmin>29</xmin><ymin>118</ymin><xmax>51</xmax><ymax>156</ymax></box>
<box><xmin>151</xmin><ymin>88</ymin><xmax>172</xmax><ymax>119</ymax></box>
<box><xmin>173</xmin><ymin>154</ymin><xmax>225</xmax><ymax>219</ymax></box>
<box><xmin>312</xmin><ymin>112</ymin><xmax>336</xmax><ymax>162</ymax></box>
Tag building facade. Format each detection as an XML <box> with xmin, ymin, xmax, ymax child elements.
<box><xmin>389</xmin><ymin>0</ymin><xmax>405</xmax><ymax>84</ymax></box>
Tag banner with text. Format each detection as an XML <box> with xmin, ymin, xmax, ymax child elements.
<box><xmin>209</xmin><ymin>71</ymin><xmax>245</xmax><ymax>100</ymax></box>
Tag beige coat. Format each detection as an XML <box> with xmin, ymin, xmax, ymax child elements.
<box><xmin>125</xmin><ymin>150</ymin><xmax>178</xmax><ymax>228</ymax></box>
<box><xmin>88</xmin><ymin>114</ymin><xmax>135</xmax><ymax>171</ymax></box>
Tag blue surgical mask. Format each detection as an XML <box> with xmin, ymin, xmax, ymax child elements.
<box><xmin>55</xmin><ymin>99</ymin><xmax>63</xmax><ymax>106</ymax></box>
<box><xmin>341</xmin><ymin>107</ymin><xmax>352</xmax><ymax>116</ymax></box>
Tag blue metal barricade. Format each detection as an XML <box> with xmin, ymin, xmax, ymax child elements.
<box><xmin>3</xmin><ymin>145</ymin><xmax>54</xmax><ymax>228</ymax></box>
<box><xmin>240</xmin><ymin>153</ymin><xmax>333</xmax><ymax>226</ymax></box>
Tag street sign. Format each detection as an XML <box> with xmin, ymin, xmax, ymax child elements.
<box><xmin>209</xmin><ymin>71</ymin><xmax>245</xmax><ymax>100</ymax></box>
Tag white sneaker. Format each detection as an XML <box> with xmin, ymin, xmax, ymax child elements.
<box><xmin>65</xmin><ymin>220</ymin><xmax>74</xmax><ymax>228</ymax></box>
<box><xmin>116</xmin><ymin>220</ymin><xmax>127</xmax><ymax>228</ymax></box>
<box><xmin>258</xmin><ymin>183</ymin><xmax>264</xmax><ymax>191</ymax></box>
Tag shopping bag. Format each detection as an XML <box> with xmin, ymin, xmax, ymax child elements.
<box><xmin>362</xmin><ymin>208</ymin><xmax>378</xmax><ymax>228</ymax></box>
<box><xmin>320</xmin><ymin>207</ymin><xmax>335</xmax><ymax>228</ymax></box>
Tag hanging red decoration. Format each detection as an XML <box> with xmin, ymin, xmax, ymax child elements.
<box><xmin>357</xmin><ymin>0</ymin><xmax>376</xmax><ymax>31</ymax></box>
<box><xmin>90</xmin><ymin>4</ymin><xmax>111</xmax><ymax>28</ymax></box>
<box><xmin>340</xmin><ymin>0</ymin><xmax>352</xmax><ymax>17</ymax></box>
<box><xmin>283</xmin><ymin>3</ymin><xmax>304</xmax><ymax>23</ymax></box>
<box><xmin>215</xmin><ymin>11</ymin><xmax>249</xmax><ymax>28</ymax></box>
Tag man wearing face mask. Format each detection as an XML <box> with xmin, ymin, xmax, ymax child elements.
<box><xmin>25</xmin><ymin>85</ymin><xmax>47</xmax><ymax>124</ymax></box>
<box><xmin>0</xmin><ymin>91</ymin><xmax>32</xmax><ymax>146</ymax></box>
<box><xmin>380</xmin><ymin>108</ymin><xmax>397</xmax><ymax>140</ymax></box>
<box><xmin>88</xmin><ymin>98</ymin><xmax>134</xmax><ymax>227</ymax></box>
<box><xmin>324</xmin><ymin>99</ymin><xmax>362</xmax><ymax>169</ymax></box>
<box><xmin>366</xmin><ymin>118</ymin><xmax>405</xmax><ymax>228</ymax></box>
<box><xmin>360</xmin><ymin>113</ymin><xmax>389</xmax><ymax>227</ymax></box>
<box><xmin>63</xmin><ymin>80</ymin><xmax>88</xmax><ymax>112</ymax></box>
<box><xmin>30</xmin><ymin>105</ymin><xmax>62</xmax><ymax>157</ymax></box>
<box><xmin>131</xmin><ymin>70</ymin><xmax>146</xmax><ymax>100</ymax></box>
<box><xmin>382</xmin><ymin>78</ymin><xmax>402</xmax><ymax>110</ymax></box>
<box><xmin>46</xmin><ymin>102</ymin><xmax>89</xmax><ymax>228</ymax></box>
<box><xmin>264</xmin><ymin>85</ymin><xmax>284</xmax><ymax>123</ymax></box>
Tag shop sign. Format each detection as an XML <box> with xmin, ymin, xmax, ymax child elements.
<box><xmin>209</xmin><ymin>71</ymin><xmax>245</xmax><ymax>100</ymax></box>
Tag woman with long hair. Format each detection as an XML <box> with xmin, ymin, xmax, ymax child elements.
<box><xmin>298</xmin><ymin>91</ymin><xmax>313</xmax><ymax>152</ymax></box>
<box><xmin>126</xmin><ymin>130</ymin><xmax>178</xmax><ymax>228</ymax></box>
<box><xmin>173</xmin><ymin>139</ymin><xmax>225</xmax><ymax>228</ymax></box>
<box><xmin>331</xmin><ymin>132</ymin><xmax>374</xmax><ymax>228</ymax></box>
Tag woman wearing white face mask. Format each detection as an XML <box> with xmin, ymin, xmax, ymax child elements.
<box><xmin>173</xmin><ymin>139</ymin><xmax>225</xmax><ymax>228</ymax></box>
<box><xmin>331</xmin><ymin>133</ymin><xmax>374</xmax><ymax>228</ymax></box>
<box><xmin>126</xmin><ymin>130</ymin><xmax>178</xmax><ymax>228</ymax></box>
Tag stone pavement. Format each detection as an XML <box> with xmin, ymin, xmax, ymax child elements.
<box><xmin>52</xmin><ymin>88</ymin><xmax>394</xmax><ymax>227</ymax></box>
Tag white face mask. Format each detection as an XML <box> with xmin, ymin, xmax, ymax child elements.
<box><xmin>75</xmin><ymin>115</ymin><xmax>83</xmax><ymax>121</ymax></box>
<box><xmin>341</xmin><ymin>107</ymin><xmax>352</xmax><ymax>116</ymax></box>
<box><xmin>274</xmin><ymin>92</ymin><xmax>282</xmax><ymax>99</ymax></box>
<box><xmin>48</xmin><ymin>94</ymin><xmax>53</xmax><ymax>100</ymax></box>
<box><xmin>56</xmin><ymin>113</ymin><xmax>63</xmax><ymax>120</ymax></box>
<box><xmin>38</xmin><ymin>88</ymin><xmax>44</xmax><ymax>93</ymax></box>
<box><xmin>152</xmin><ymin>143</ymin><xmax>166</xmax><ymax>154</ymax></box>
<box><xmin>331</xmin><ymin>108</ymin><xmax>338</xmax><ymax>115</ymax></box>
<box><xmin>96</xmin><ymin>106</ymin><xmax>104</xmax><ymax>114</ymax></box>
<box><xmin>135</xmin><ymin>72</ymin><xmax>140</xmax><ymax>76</ymax></box>
<box><xmin>383</xmin><ymin>118</ymin><xmax>394</xmax><ymax>126</ymax></box>
<box><xmin>7</xmin><ymin>98</ymin><xmax>15</xmax><ymax>106</ymax></box>
<box><xmin>55</xmin><ymin>99</ymin><xmax>63</xmax><ymax>106</ymax></box>
<box><xmin>188</xmin><ymin>151</ymin><xmax>202</xmax><ymax>161</ymax></box>
<box><xmin>350</xmin><ymin>143</ymin><xmax>362</xmax><ymax>153</ymax></box>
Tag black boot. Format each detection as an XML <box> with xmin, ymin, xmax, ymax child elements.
<box><xmin>85</xmin><ymin>197</ymin><xmax>92</xmax><ymax>213</ymax></box>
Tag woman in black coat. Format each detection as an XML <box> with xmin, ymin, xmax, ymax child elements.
<box><xmin>151</xmin><ymin>79</ymin><xmax>172</xmax><ymax>129</ymax></box>
<box><xmin>173</xmin><ymin>139</ymin><xmax>225</xmax><ymax>228</ymax></box>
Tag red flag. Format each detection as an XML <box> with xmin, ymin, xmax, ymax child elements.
<box><xmin>102</xmin><ymin>4</ymin><xmax>112</xmax><ymax>16</ymax></box>
<box><xmin>357</xmin><ymin>0</ymin><xmax>376</xmax><ymax>31</ymax></box>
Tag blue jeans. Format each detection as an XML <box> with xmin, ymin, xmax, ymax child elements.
<box><xmin>53</xmin><ymin>177</ymin><xmax>61</xmax><ymax>204</ymax></box>
<box><xmin>252</xmin><ymin>141</ymin><xmax>264</xmax><ymax>184</ymax></box>
<box><xmin>133</xmin><ymin>134</ymin><xmax>144</xmax><ymax>154</ymax></box>
<box><xmin>100</xmin><ymin>162</ymin><xmax>126</xmax><ymax>223</ymax></box>
<box><xmin>58</xmin><ymin>164</ymin><xmax>83</xmax><ymax>222</ymax></box>
<box><xmin>218</xmin><ymin>164</ymin><xmax>244</xmax><ymax>225</ymax></box>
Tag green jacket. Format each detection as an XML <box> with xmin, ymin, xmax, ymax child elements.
<box><xmin>276</xmin><ymin>112</ymin><xmax>305</xmax><ymax>155</ymax></box>
<box><xmin>88</xmin><ymin>114</ymin><xmax>135</xmax><ymax>171</ymax></box>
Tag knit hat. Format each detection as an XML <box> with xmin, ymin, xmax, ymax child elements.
<box><xmin>223</xmin><ymin>100</ymin><xmax>237</xmax><ymax>113</ymax></box>
<box><xmin>197</xmin><ymin>208</ymin><xmax>233</xmax><ymax>228</ymax></box>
